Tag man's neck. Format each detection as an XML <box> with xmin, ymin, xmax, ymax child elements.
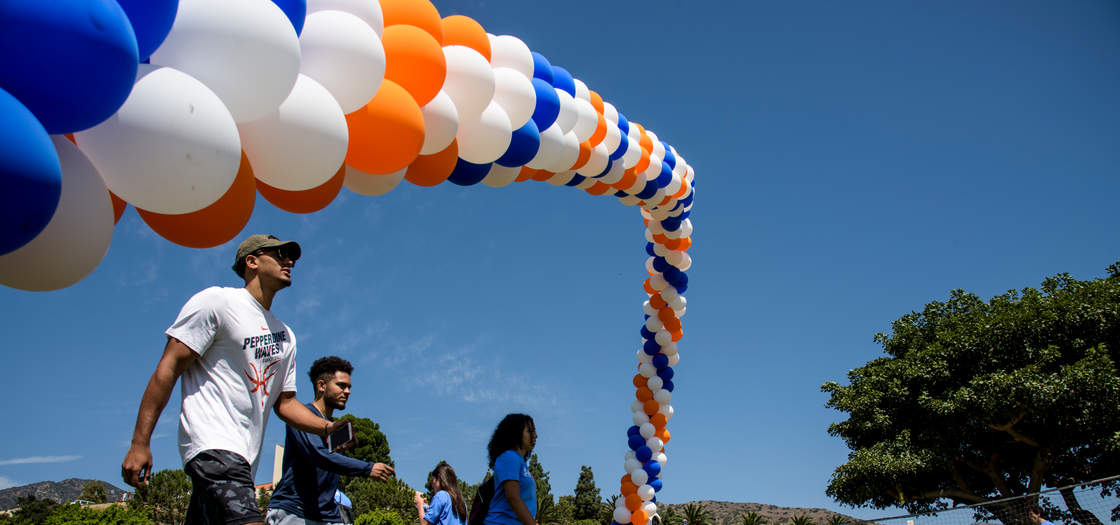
<box><xmin>313</xmin><ymin>398</ymin><xmax>333</xmax><ymax>419</ymax></box>
<box><xmin>244</xmin><ymin>280</ymin><xmax>275</xmax><ymax>310</ymax></box>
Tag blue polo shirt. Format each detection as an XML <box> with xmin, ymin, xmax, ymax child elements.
<box><xmin>424</xmin><ymin>490</ymin><xmax>463</xmax><ymax>525</ymax></box>
<box><xmin>485</xmin><ymin>450</ymin><xmax>536</xmax><ymax>525</ymax></box>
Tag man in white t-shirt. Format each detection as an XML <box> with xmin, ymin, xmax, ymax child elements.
<box><xmin>122</xmin><ymin>234</ymin><xmax>344</xmax><ymax>525</ymax></box>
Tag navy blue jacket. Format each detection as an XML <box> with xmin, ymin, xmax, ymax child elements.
<box><xmin>268</xmin><ymin>403</ymin><xmax>374</xmax><ymax>520</ymax></box>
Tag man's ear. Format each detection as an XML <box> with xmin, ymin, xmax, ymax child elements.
<box><xmin>315</xmin><ymin>378</ymin><xmax>326</xmax><ymax>395</ymax></box>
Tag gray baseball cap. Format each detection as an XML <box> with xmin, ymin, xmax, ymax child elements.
<box><xmin>232</xmin><ymin>234</ymin><xmax>301</xmax><ymax>277</ymax></box>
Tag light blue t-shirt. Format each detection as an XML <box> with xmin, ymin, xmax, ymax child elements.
<box><xmin>485</xmin><ymin>450</ymin><xmax>536</xmax><ymax>525</ymax></box>
<box><xmin>424</xmin><ymin>490</ymin><xmax>463</xmax><ymax>525</ymax></box>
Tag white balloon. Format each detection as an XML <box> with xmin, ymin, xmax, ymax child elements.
<box><xmin>656</xmin><ymin>452</ymin><xmax>667</xmax><ymax>466</ymax></box>
<box><xmin>619</xmin><ymin>194</ymin><xmax>642</xmax><ymax>206</ymax></box>
<box><xmin>456</xmin><ymin>101</ymin><xmax>512</xmax><ymax>164</ymax></box>
<box><xmin>625</xmin><ymin>170</ymin><xmax>647</xmax><ymax>194</ymax></box>
<box><xmin>646</xmin><ymin>375</ymin><xmax>664</xmax><ymax>391</ymax></box>
<box><xmin>673</xmin><ymin>307</ymin><xmax>687</xmax><ymax>319</ymax></box>
<box><xmin>639</xmin><ymin>423</ymin><xmax>655</xmax><ymax>439</ymax></box>
<box><xmin>343</xmin><ymin>164</ymin><xmax>405</xmax><ymax>196</ymax></box>
<box><xmin>603</xmin><ymin>101</ymin><xmax>619</xmax><ymax>124</ymax></box>
<box><xmin>481</xmin><ymin>164</ymin><xmax>521</xmax><ymax>188</ymax></box>
<box><xmin>637</xmin><ymin>349</ymin><xmax>653</xmax><ymax>364</ymax></box>
<box><xmin>638</xmin><ymin>485</ymin><xmax>655</xmax><ymax>502</ymax></box>
<box><xmin>613</xmin><ymin>507</ymin><xmax>632</xmax><ymax>524</ymax></box>
<box><xmin>644</xmin><ymin>316</ymin><xmax>664</xmax><ymax>333</ymax></box>
<box><xmin>0</xmin><ymin>137</ymin><xmax>113</xmax><ymax>291</ymax></box>
<box><xmin>642</xmin><ymin>301</ymin><xmax>656</xmax><ymax>316</ymax></box>
<box><xmin>443</xmin><ymin>45</ymin><xmax>495</xmax><ymax>120</ymax></box>
<box><xmin>526</xmin><ymin>122</ymin><xmax>564</xmax><ymax>170</ymax></box>
<box><xmin>307</xmin><ymin>0</ymin><xmax>383</xmax><ymax>36</ymax></box>
<box><xmin>654</xmin><ymin>330</ymin><xmax>671</xmax><ymax>346</ymax></box>
<box><xmin>646</xmin><ymin>437</ymin><xmax>664</xmax><ymax>452</ymax></box>
<box><xmin>419</xmin><ymin>90</ymin><xmax>459</xmax><ymax>155</ymax></box>
<box><xmin>661</xmin><ymin>341</ymin><xmax>678</xmax><ymax>356</ymax></box>
<box><xmin>554</xmin><ymin>89</ymin><xmax>577</xmax><ymax>135</ymax></box>
<box><xmin>489</xmin><ymin>34</ymin><xmax>533</xmax><ymax>78</ymax></box>
<box><xmin>544</xmin><ymin>171</ymin><xmax>576</xmax><ymax>186</ymax></box>
<box><xmin>642</xmin><ymin>502</ymin><xmax>658</xmax><ymax>516</ymax></box>
<box><xmin>150</xmin><ymin>0</ymin><xmax>301</xmax><ymax>123</ymax></box>
<box><xmin>638</xmin><ymin>363</ymin><xmax>656</xmax><ymax>378</ymax></box>
<box><xmin>624</xmin><ymin>458</ymin><xmax>642</xmax><ymax>474</ymax></box>
<box><xmin>576</xmin><ymin>142</ymin><xmax>610</xmax><ymax>178</ymax></box>
<box><xmin>75</xmin><ymin>66</ymin><xmax>240</xmax><ymax>214</ymax></box>
<box><xmin>645</xmin><ymin>257</ymin><xmax>656</xmax><ymax>274</ymax></box>
<box><xmin>629</xmin><ymin>469</ymin><xmax>648</xmax><ymax>486</ymax></box>
<box><xmin>654</xmin><ymin>389</ymin><xmax>671</xmax><ymax>404</ymax></box>
<box><xmin>602</xmin><ymin>120</ymin><xmax>622</xmax><ymax>158</ymax></box>
<box><xmin>299</xmin><ymin>10</ymin><xmax>385</xmax><ymax>113</ymax></box>
<box><xmin>573</xmin><ymin>78</ymin><xmax>590</xmax><ymax>102</ymax></box>
<box><xmin>681</xmin><ymin>219</ymin><xmax>693</xmax><ymax>237</ymax></box>
<box><xmin>630</xmin><ymin>400</ymin><xmax>644</xmax><ymax>414</ymax></box>
<box><xmin>649</xmin><ymin>274</ymin><xmax>668</xmax><ymax>291</ymax></box>
<box><xmin>644</xmin><ymin>228</ymin><xmax>654</xmax><ymax>243</ymax></box>
<box><xmin>632</xmin><ymin>410</ymin><xmax>649</xmax><ymax>426</ymax></box>
<box><xmin>663</xmin><ymin>174</ymin><xmax>682</xmax><ymax>197</ymax></box>
<box><xmin>650</xmin><ymin>134</ymin><xmax>666</xmax><ymax>160</ymax></box>
<box><xmin>677</xmin><ymin>252</ymin><xmax>692</xmax><ymax>271</ymax></box>
<box><xmin>549</xmin><ymin>131</ymin><xmax>580</xmax><ymax>173</ymax></box>
<box><xmin>575</xmin><ymin>176</ymin><xmax>596</xmax><ymax>190</ymax></box>
<box><xmin>659</xmin><ymin>404</ymin><xmax>674</xmax><ymax>418</ymax></box>
<box><xmin>672</xmin><ymin>157</ymin><xmax>688</xmax><ymax>178</ymax></box>
<box><xmin>239</xmin><ymin>74</ymin><xmax>348</xmax><ymax>191</ymax></box>
<box><xmin>643</xmin><ymin>153</ymin><xmax>663</xmax><ymax>181</ymax></box>
<box><xmin>491</xmin><ymin>67</ymin><xmax>536</xmax><ymax>129</ymax></box>
<box><xmin>667</xmin><ymin>353</ymin><xmax>680</xmax><ymax>367</ymax></box>
<box><xmin>598</xmin><ymin>161</ymin><xmax>625</xmax><ymax>185</ymax></box>
<box><xmin>669</xmin><ymin>294</ymin><xmax>687</xmax><ymax>310</ymax></box>
<box><xmin>571</xmin><ymin>97</ymin><xmax>598</xmax><ymax>143</ymax></box>
<box><xmin>660</xmin><ymin>285</ymin><xmax>679</xmax><ymax>301</ymax></box>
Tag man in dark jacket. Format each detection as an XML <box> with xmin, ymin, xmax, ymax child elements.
<box><xmin>267</xmin><ymin>357</ymin><xmax>394</xmax><ymax>524</ymax></box>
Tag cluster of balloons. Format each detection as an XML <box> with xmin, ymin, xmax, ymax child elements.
<box><xmin>0</xmin><ymin>2</ymin><xmax>695</xmax><ymax>518</ymax></box>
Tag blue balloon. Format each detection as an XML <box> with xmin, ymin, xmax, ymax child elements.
<box><xmin>643</xmin><ymin>339</ymin><xmax>660</xmax><ymax>355</ymax></box>
<box><xmin>640</xmin><ymin>326</ymin><xmax>655</xmax><ymax>340</ymax></box>
<box><xmin>609</xmin><ymin>133</ymin><xmax>628</xmax><ymax>161</ymax></box>
<box><xmin>643</xmin><ymin>460</ymin><xmax>661</xmax><ymax>478</ymax></box>
<box><xmin>617</xmin><ymin>112</ymin><xmax>630</xmax><ymax>135</ymax></box>
<box><xmin>674</xmin><ymin>281</ymin><xmax>688</xmax><ymax>294</ymax></box>
<box><xmin>656</xmin><ymin>366</ymin><xmax>674</xmax><ymax>381</ymax></box>
<box><xmin>614</xmin><ymin>190</ymin><xmax>629</xmax><ymax>198</ymax></box>
<box><xmin>116</xmin><ymin>0</ymin><xmax>177</xmax><ymax>61</ymax></box>
<box><xmin>0</xmin><ymin>0</ymin><xmax>139</xmax><ymax>133</ymax></box>
<box><xmin>627</xmin><ymin>425</ymin><xmax>641</xmax><ymax>437</ymax></box>
<box><xmin>636</xmin><ymin>180</ymin><xmax>658</xmax><ymax>200</ymax></box>
<box><xmin>551</xmin><ymin>66</ymin><xmax>576</xmax><ymax>96</ymax></box>
<box><xmin>652</xmin><ymin>354</ymin><xmax>669</xmax><ymax>369</ymax></box>
<box><xmin>663</xmin><ymin>380</ymin><xmax>674</xmax><ymax>392</ymax></box>
<box><xmin>531</xmin><ymin>52</ymin><xmax>554</xmax><ymax>84</ymax></box>
<box><xmin>680</xmin><ymin>210</ymin><xmax>691</xmax><ymax>220</ymax></box>
<box><xmin>662</xmin><ymin>141</ymin><xmax>676</xmax><ymax>169</ymax></box>
<box><xmin>564</xmin><ymin>174</ymin><xmax>586</xmax><ymax>187</ymax></box>
<box><xmin>652</xmin><ymin>257</ymin><xmax>670</xmax><ymax>273</ymax></box>
<box><xmin>650</xmin><ymin>478</ymin><xmax>663</xmax><ymax>492</ymax></box>
<box><xmin>0</xmin><ymin>87</ymin><xmax>62</xmax><ymax>256</ymax></box>
<box><xmin>531</xmin><ymin>78</ymin><xmax>560</xmax><ymax>130</ymax></box>
<box><xmin>447</xmin><ymin>158</ymin><xmax>492</xmax><ymax>186</ymax></box>
<box><xmin>655</xmin><ymin>162</ymin><xmax>673</xmax><ymax>188</ymax></box>
<box><xmin>496</xmin><ymin>119</ymin><xmax>540</xmax><ymax>167</ymax></box>
<box><xmin>680</xmin><ymin>191</ymin><xmax>694</xmax><ymax>208</ymax></box>
<box><xmin>270</xmin><ymin>0</ymin><xmax>306</xmax><ymax>35</ymax></box>
<box><xmin>645</xmin><ymin>242</ymin><xmax>656</xmax><ymax>257</ymax></box>
<box><xmin>636</xmin><ymin>446</ymin><xmax>652</xmax><ymax>463</ymax></box>
<box><xmin>628</xmin><ymin>434</ymin><xmax>645</xmax><ymax>450</ymax></box>
<box><xmin>662</xmin><ymin>266</ymin><xmax>682</xmax><ymax>284</ymax></box>
<box><xmin>661</xmin><ymin>217</ymin><xmax>682</xmax><ymax>231</ymax></box>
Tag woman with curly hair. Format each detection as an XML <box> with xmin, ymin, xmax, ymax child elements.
<box><xmin>485</xmin><ymin>413</ymin><xmax>538</xmax><ymax>525</ymax></box>
<box><xmin>415</xmin><ymin>461</ymin><xmax>467</xmax><ymax>525</ymax></box>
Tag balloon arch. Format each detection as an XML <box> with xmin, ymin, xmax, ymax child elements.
<box><xmin>0</xmin><ymin>1</ymin><xmax>693</xmax><ymax>522</ymax></box>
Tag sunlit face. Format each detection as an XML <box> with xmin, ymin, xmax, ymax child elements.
<box><xmin>248</xmin><ymin>247</ymin><xmax>296</xmax><ymax>288</ymax></box>
<box><xmin>318</xmin><ymin>371</ymin><xmax>352</xmax><ymax>410</ymax></box>
<box><xmin>521</xmin><ymin>422</ymin><xmax>537</xmax><ymax>454</ymax></box>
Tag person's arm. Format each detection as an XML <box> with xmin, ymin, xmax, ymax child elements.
<box><xmin>286</xmin><ymin>418</ymin><xmax>394</xmax><ymax>479</ymax></box>
<box><xmin>273</xmin><ymin>392</ymin><xmax>342</xmax><ymax>436</ymax></box>
<box><xmin>121</xmin><ymin>337</ymin><xmax>197</xmax><ymax>487</ymax></box>
<box><xmin>414</xmin><ymin>491</ymin><xmax>431</xmax><ymax>525</ymax></box>
<box><xmin>501</xmin><ymin>480</ymin><xmax>537</xmax><ymax>525</ymax></box>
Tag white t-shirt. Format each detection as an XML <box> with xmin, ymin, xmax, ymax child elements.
<box><xmin>166</xmin><ymin>286</ymin><xmax>298</xmax><ymax>476</ymax></box>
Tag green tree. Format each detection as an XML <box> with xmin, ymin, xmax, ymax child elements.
<box><xmin>345</xmin><ymin>476</ymin><xmax>417</xmax><ymax>524</ymax></box>
<box><xmin>554</xmin><ymin>495</ymin><xmax>576</xmax><ymax>525</ymax></box>
<box><xmin>6</xmin><ymin>495</ymin><xmax>59</xmax><ymax>524</ymax></box>
<box><xmin>740</xmin><ymin>511</ymin><xmax>768</xmax><ymax>525</ymax></box>
<box><xmin>660</xmin><ymin>506</ymin><xmax>683</xmax><ymax>525</ymax></box>
<box><xmin>44</xmin><ymin>503</ymin><xmax>153</xmax><ymax>524</ymax></box>
<box><xmin>573</xmin><ymin>466</ymin><xmax>601</xmax><ymax>521</ymax></box>
<box><xmin>356</xmin><ymin>508</ymin><xmax>407</xmax><ymax>525</ymax></box>
<box><xmin>682</xmin><ymin>503</ymin><xmax>709</xmax><ymax>525</ymax></box>
<box><xmin>80</xmin><ymin>481</ymin><xmax>109</xmax><ymax>504</ymax></box>
<box><xmin>824</xmin><ymin>516</ymin><xmax>847</xmax><ymax>525</ymax></box>
<box><xmin>338</xmin><ymin>414</ymin><xmax>394</xmax><ymax>467</ymax></box>
<box><xmin>598</xmin><ymin>494</ymin><xmax>619</xmax><ymax>525</ymax></box>
<box><xmin>129</xmin><ymin>468</ymin><xmax>191</xmax><ymax>525</ymax></box>
<box><xmin>822</xmin><ymin>264</ymin><xmax>1120</xmax><ymax>520</ymax></box>
<box><xmin>257</xmin><ymin>486</ymin><xmax>272</xmax><ymax>512</ymax></box>
<box><xmin>529</xmin><ymin>453</ymin><xmax>556</xmax><ymax>524</ymax></box>
<box><xmin>788</xmin><ymin>516</ymin><xmax>814</xmax><ymax>525</ymax></box>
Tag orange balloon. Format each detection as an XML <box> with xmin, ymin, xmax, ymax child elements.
<box><xmin>624</xmin><ymin>494</ymin><xmax>641</xmax><ymax>512</ymax></box>
<box><xmin>632</xmin><ymin>374</ymin><xmax>645</xmax><ymax>388</ymax></box>
<box><xmin>258</xmin><ymin>164</ymin><xmax>345</xmax><ymax>213</ymax></box>
<box><xmin>572</xmin><ymin>141</ymin><xmax>592</xmax><ymax>171</ymax></box>
<box><xmin>633</xmin><ymin>509</ymin><xmax>649</xmax><ymax>525</ymax></box>
<box><xmin>346</xmin><ymin>80</ymin><xmax>425</xmax><ymax>174</ymax></box>
<box><xmin>587</xmin><ymin>112</ymin><xmax>607</xmax><ymax>146</ymax></box>
<box><xmin>639</xmin><ymin>129</ymin><xmax>653</xmax><ymax>154</ymax></box>
<box><xmin>657</xmin><ymin>428</ymin><xmax>671</xmax><ymax>443</ymax></box>
<box><xmin>381</xmin><ymin>24</ymin><xmax>446</xmax><ymax>107</ymax></box>
<box><xmin>109</xmin><ymin>190</ymin><xmax>126</xmax><ymax>224</ymax></box>
<box><xmin>530</xmin><ymin>169</ymin><xmax>554</xmax><ymax>182</ymax></box>
<box><xmin>589</xmin><ymin>89</ymin><xmax>604</xmax><ymax>114</ymax></box>
<box><xmin>651</xmin><ymin>413</ymin><xmax>668</xmax><ymax>429</ymax></box>
<box><xmin>671</xmin><ymin>178</ymin><xmax>691</xmax><ymax>199</ymax></box>
<box><xmin>613</xmin><ymin>168</ymin><xmax>639</xmax><ymax>191</ymax></box>
<box><xmin>632</xmin><ymin>148</ymin><xmax>651</xmax><ymax>174</ymax></box>
<box><xmin>380</xmin><ymin>0</ymin><xmax>443</xmax><ymax>43</ymax></box>
<box><xmin>585</xmin><ymin>181</ymin><xmax>612</xmax><ymax>196</ymax></box>
<box><xmin>515</xmin><ymin>166</ymin><xmax>536</xmax><ymax>183</ymax></box>
<box><xmin>441</xmin><ymin>15</ymin><xmax>490</xmax><ymax>61</ymax></box>
<box><xmin>649</xmin><ymin>294</ymin><xmax>666</xmax><ymax>309</ymax></box>
<box><xmin>636</xmin><ymin>387</ymin><xmax>653</xmax><ymax>402</ymax></box>
<box><xmin>652</xmin><ymin>233</ymin><xmax>669</xmax><ymax>245</ymax></box>
<box><xmin>621</xmin><ymin>474</ymin><xmax>635</xmax><ymax>489</ymax></box>
<box><xmin>643</xmin><ymin>279</ymin><xmax>656</xmax><ymax>295</ymax></box>
<box><xmin>405</xmin><ymin>139</ymin><xmax>459</xmax><ymax>187</ymax></box>
<box><xmin>679</xmin><ymin>237</ymin><xmax>692</xmax><ymax>251</ymax></box>
<box><xmin>663</xmin><ymin>317</ymin><xmax>682</xmax><ymax>332</ymax></box>
<box><xmin>658</xmin><ymin>307</ymin><xmax>676</xmax><ymax>324</ymax></box>
<box><xmin>138</xmin><ymin>152</ymin><xmax>256</xmax><ymax>249</ymax></box>
<box><xmin>670</xmin><ymin>328</ymin><xmax>683</xmax><ymax>342</ymax></box>
<box><xmin>643</xmin><ymin>400</ymin><xmax>659</xmax><ymax>415</ymax></box>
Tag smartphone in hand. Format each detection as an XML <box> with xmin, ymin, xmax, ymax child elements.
<box><xmin>327</xmin><ymin>420</ymin><xmax>356</xmax><ymax>452</ymax></box>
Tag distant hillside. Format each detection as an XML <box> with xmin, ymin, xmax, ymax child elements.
<box><xmin>0</xmin><ymin>478</ymin><xmax>130</xmax><ymax>510</ymax></box>
<box><xmin>661</xmin><ymin>500</ymin><xmax>863</xmax><ymax>525</ymax></box>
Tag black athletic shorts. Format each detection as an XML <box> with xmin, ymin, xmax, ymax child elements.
<box><xmin>184</xmin><ymin>449</ymin><xmax>263</xmax><ymax>525</ymax></box>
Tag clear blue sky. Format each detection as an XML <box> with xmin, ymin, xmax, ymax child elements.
<box><xmin>1</xmin><ymin>0</ymin><xmax>1119</xmax><ymax>520</ymax></box>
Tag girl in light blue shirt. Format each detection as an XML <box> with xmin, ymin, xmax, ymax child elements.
<box><xmin>415</xmin><ymin>462</ymin><xmax>467</xmax><ymax>525</ymax></box>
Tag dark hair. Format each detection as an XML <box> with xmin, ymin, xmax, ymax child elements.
<box><xmin>487</xmin><ymin>413</ymin><xmax>534</xmax><ymax>468</ymax></box>
<box><xmin>308</xmin><ymin>356</ymin><xmax>353</xmax><ymax>387</ymax></box>
<box><xmin>428</xmin><ymin>461</ymin><xmax>467</xmax><ymax>521</ymax></box>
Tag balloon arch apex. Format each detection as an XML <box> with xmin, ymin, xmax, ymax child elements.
<box><xmin>0</xmin><ymin>1</ymin><xmax>694</xmax><ymax>521</ymax></box>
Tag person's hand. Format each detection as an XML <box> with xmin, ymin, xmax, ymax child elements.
<box><xmin>369</xmin><ymin>462</ymin><xmax>395</xmax><ymax>480</ymax></box>
<box><xmin>414</xmin><ymin>491</ymin><xmax>427</xmax><ymax>508</ymax></box>
<box><xmin>121</xmin><ymin>444</ymin><xmax>153</xmax><ymax>487</ymax></box>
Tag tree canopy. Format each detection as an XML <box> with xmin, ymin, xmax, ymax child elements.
<box><xmin>572</xmin><ymin>465</ymin><xmax>601</xmax><ymax>521</ymax></box>
<box><xmin>822</xmin><ymin>263</ymin><xmax>1120</xmax><ymax>515</ymax></box>
<box><xmin>339</xmin><ymin>414</ymin><xmax>394</xmax><ymax>467</ymax></box>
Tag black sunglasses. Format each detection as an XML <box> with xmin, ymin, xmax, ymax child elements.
<box><xmin>254</xmin><ymin>245</ymin><xmax>299</xmax><ymax>262</ymax></box>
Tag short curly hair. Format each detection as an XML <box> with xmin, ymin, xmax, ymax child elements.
<box><xmin>308</xmin><ymin>356</ymin><xmax>353</xmax><ymax>387</ymax></box>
